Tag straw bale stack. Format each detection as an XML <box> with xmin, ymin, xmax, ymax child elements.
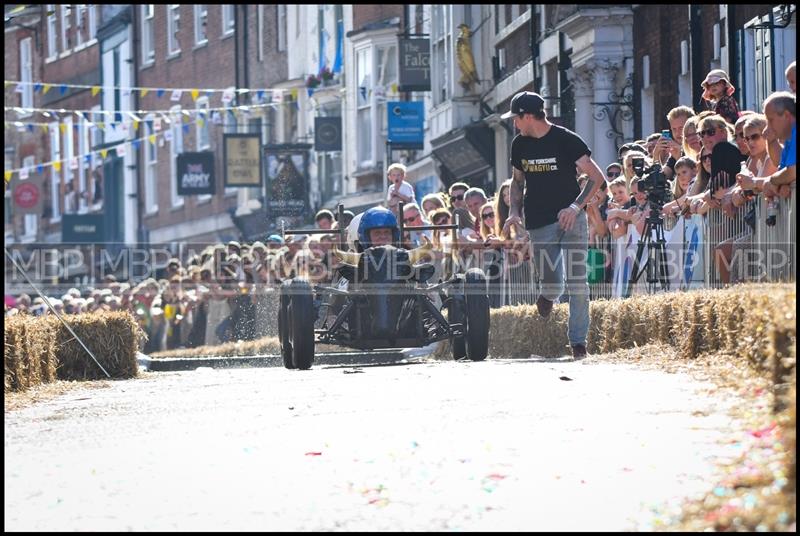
<box><xmin>51</xmin><ymin>312</ymin><xmax>140</xmax><ymax>380</ymax></box>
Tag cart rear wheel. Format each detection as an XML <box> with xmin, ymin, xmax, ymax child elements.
<box><xmin>449</xmin><ymin>294</ymin><xmax>466</xmax><ymax>360</ymax></box>
<box><xmin>289</xmin><ymin>278</ymin><xmax>316</xmax><ymax>370</ymax></box>
<box><xmin>279</xmin><ymin>282</ymin><xmax>295</xmax><ymax>369</ymax></box>
<box><xmin>464</xmin><ymin>268</ymin><xmax>489</xmax><ymax>361</ymax></box>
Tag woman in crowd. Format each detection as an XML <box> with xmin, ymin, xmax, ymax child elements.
<box><xmin>681</xmin><ymin>115</ymin><xmax>703</xmax><ymax>161</ymax></box>
<box><xmin>420</xmin><ymin>192</ymin><xmax>448</xmax><ymax>220</ymax></box>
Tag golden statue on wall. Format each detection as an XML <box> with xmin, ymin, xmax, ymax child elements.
<box><xmin>456</xmin><ymin>24</ymin><xmax>480</xmax><ymax>93</ymax></box>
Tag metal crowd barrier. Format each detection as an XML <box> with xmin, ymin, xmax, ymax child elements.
<box><xmin>752</xmin><ymin>183</ymin><xmax>796</xmax><ymax>282</ymax></box>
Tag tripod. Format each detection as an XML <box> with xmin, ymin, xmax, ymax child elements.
<box><xmin>624</xmin><ymin>211</ymin><xmax>671</xmax><ymax>298</ymax></box>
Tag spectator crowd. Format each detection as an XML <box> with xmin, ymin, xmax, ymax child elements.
<box><xmin>5</xmin><ymin>62</ymin><xmax>796</xmax><ymax>353</ymax></box>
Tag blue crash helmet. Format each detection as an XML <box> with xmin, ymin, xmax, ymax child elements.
<box><xmin>357</xmin><ymin>207</ymin><xmax>399</xmax><ymax>249</ymax></box>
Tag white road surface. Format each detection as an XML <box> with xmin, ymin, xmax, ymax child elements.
<box><xmin>4</xmin><ymin>358</ymin><xmax>741</xmax><ymax>531</ymax></box>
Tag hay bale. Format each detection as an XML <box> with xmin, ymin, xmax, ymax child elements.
<box><xmin>4</xmin><ymin>315</ymin><xmax>59</xmax><ymax>392</ymax></box>
<box><xmin>55</xmin><ymin>312</ymin><xmax>140</xmax><ymax>381</ymax></box>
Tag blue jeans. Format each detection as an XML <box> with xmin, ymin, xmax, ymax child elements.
<box><xmin>528</xmin><ymin>211</ymin><xmax>590</xmax><ymax>346</ymax></box>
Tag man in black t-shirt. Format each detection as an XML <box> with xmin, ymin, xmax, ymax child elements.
<box><xmin>502</xmin><ymin>91</ymin><xmax>605</xmax><ymax>359</ymax></box>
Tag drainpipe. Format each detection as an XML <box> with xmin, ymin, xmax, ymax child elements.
<box><xmin>727</xmin><ymin>4</ymin><xmax>738</xmax><ymax>104</ymax></box>
<box><xmin>689</xmin><ymin>6</ymin><xmax>704</xmax><ymax>113</ymax></box>
<box><xmin>530</xmin><ymin>5</ymin><xmax>539</xmax><ymax>88</ymax></box>
<box><xmin>131</xmin><ymin>5</ymin><xmax>146</xmax><ymax>250</ymax></box>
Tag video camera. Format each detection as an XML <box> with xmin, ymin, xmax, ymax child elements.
<box><xmin>631</xmin><ymin>156</ymin><xmax>671</xmax><ymax>210</ymax></box>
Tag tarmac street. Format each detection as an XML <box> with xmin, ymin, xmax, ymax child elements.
<box><xmin>4</xmin><ymin>357</ymin><xmax>741</xmax><ymax>531</ymax></box>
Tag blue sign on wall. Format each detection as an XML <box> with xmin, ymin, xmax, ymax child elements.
<box><xmin>387</xmin><ymin>101</ymin><xmax>424</xmax><ymax>149</ymax></box>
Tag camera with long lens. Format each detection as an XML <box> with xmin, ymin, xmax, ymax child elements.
<box><xmin>632</xmin><ymin>157</ymin><xmax>671</xmax><ymax>213</ymax></box>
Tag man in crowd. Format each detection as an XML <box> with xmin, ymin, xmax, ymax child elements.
<box><xmin>502</xmin><ymin>91</ymin><xmax>605</xmax><ymax>359</ymax></box>
<box><xmin>315</xmin><ymin>209</ymin><xmax>335</xmax><ymax>230</ymax></box>
<box><xmin>464</xmin><ymin>187</ymin><xmax>488</xmax><ymax>233</ymax></box>
<box><xmin>738</xmin><ymin>91</ymin><xmax>796</xmax><ymax>192</ymax></box>
<box><xmin>448</xmin><ymin>182</ymin><xmax>470</xmax><ymax>211</ymax></box>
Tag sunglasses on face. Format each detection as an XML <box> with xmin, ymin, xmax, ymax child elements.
<box><xmin>403</xmin><ymin>214</ymin><xmax>420</xmax><ymax>224</ymax></box>
<box><xmin>433</xmin><ymin>217</ymin><xmax>449</xmax><ymax>225</ymax></box>
<box><xmin>607</xmin><ymin>171</ymin><xmax>621</xmax><ymax>178</ymax></box>
<box><xmin>744</xmin><ymin>133</ymin><xmax>762</xmax><ymax>142</ymax></box>
<box><xmin>698</xmin><ymin>128</ymin><xmax>718</xmax><ymax>138</ymax></box>
<box><xmin>701</xmin><ymin>154</ymin><xmax>712</xmax><ymax>162</ymax></box>
<box><xmin>451</xmin><ymin>194</ymin><xmax>465</xmax><ymax>201</ymax></box>
<box><xmin>481</xmin><ymin>212</ymin><xmax>495</xmax><ymax>220</ymax></box>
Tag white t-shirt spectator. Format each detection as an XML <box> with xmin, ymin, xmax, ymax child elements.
<box><xmin>387</xmin><ymin>181</ymin><xmax>416</xmax><ymax>208</ymax></box>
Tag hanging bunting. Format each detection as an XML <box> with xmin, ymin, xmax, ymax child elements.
<box><xmin>156</xmin><ymin>88</ymin><xmax>165</xmax><ymax>98</ymax></box>
<box><xmin>171</xmin><ymin>89</ymin><xmax>183</xmax><ymax>102</ymax></box>
<box><xmin>4</xmin><ymin>171</ymin><xmax>12</xmax><ymax>183</ymax></box>
<box><xmin>53</xmin><ymin>161</ymin><xmax>62</xmax><ymax>172</ymax></box>
<box><xmin>100</xmin><ymin>149</ymin><xmax>108</xmax><ymax>159</ymax></box>
<box><xmin>42</xmin><ymin>84</ymin><xmax>52</xmax><ymax>94</ymax></box>
<box><xmin>116</xmin><ymin>144</ymin><xmax>126</xmax><ymax>157</ymax></box>
<box><xmin>91</xmin><ymin>86</ymin><xmax>101</xmax><ymax>97</ymax></box>
<box><xmin>191</xmin><ymin>89</ymin><xmax>200</xmax><ymax>101</ymax></box>
<box><xmin>70</xmin><ymin>158</ymin><xmax>78</xmax><ymax>170</ymax></box>
<box><xmin>20</xmin><ymin>167</ymin><xmax>29</xmax><ymax>179</ymax></box>
<box><xmin>148</xmin><ymin>134</ymin><xmax>156</xmax><ymax>145</ymax></box>
<box><xmin>290</xmin><ymin>88</ymin><xmax>298</xmax><ymax>101</ymax></box>
<box><xmin>37</xmin><ymin>164</ymin><xmax>44</xmax><ymax>174</ymax></box>
<box><xmin>132</xmin><ymin>139</ymin><xmax>141</xmax><ymax>151</ymax></box>
<box><xmin>33</xmin><ymin>82</ymin><xmax>42</xmax><ymax>93</ymax></box>
<box><xmin>141</xmin><ymin>88</ymin><xmax>149</xmax><ymax>97</ymax></box>
<box><xmin>59</xmin><ymin>84</ymin><xmax>68</xmax><ymax>95</ymax></box>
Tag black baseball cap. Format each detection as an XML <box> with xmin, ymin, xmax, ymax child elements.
<box><xmin>501</xmin><ymin>91</ymin><xmax>545</xmax><ymax>119</ymax></box>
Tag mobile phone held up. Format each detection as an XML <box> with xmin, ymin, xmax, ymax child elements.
<box><xmin>661</xmin><ymin>129</ymin><xmax>672</xmax><ymax>140</ymax></box>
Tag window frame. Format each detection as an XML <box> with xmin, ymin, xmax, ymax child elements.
<box><xmin>222</xmin><ymin>5</ymin><xmax>235</xmax><ymax>37</ymax></box>
<box><xmin>195</xmin><ymin>99</ymin><xmax>212</xmax><ymax>203</ymax></box>
<box><xmin>194</xmin><ymin>5</ymin><xmax>208</xmax><ymax>46</ymax></box>
<box><xmin>60</xmin><ymin>5</ymin><xmax>72</xmax><ymax>54</ymax></box>
<box><xmin>46</xmin><ymin>4</ymin><xmax>58</xmax><ymax>59</ymax></box>
<box><xmin>167</xmin><ymin>4</ymin><xmax>181</xmax><ymax>56</ymax></box>
<box><xmin>141</xmin><ymin>5</ymin><xmax>155</xmax><ymax>65</ymax></box>
<box><xmin>144</xmin><ymin>114</ymin><xmax>159</xmax><ymax>214</ymax></box>
<box><xmin>21</xmin><ymin>156</ymin><xmax>38</xmax><ymax>239</ymax></box>
<box><xmin>19</xmin><ymin>37</ymin><xmax>33</xmax><ymax>109</ymax></box>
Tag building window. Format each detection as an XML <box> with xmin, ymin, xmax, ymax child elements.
<box><xmin>355</xmin><ymin>47</ymin><xmax>373</xmax><ymax>166</ymax></box>
<box><xmin>60</xmin><ymin>5</ymin><xmax>72</xmax><ymax>52</ymax></box>
<box><xmin>49</xmin><ymin>123</ymin><xmax>61</xmax><ymax>222</ymax></box>
<box><xmin>77</xmin><ymin>117</ymin><xmax>89</xmax><ymax>213</ymax></box>
<box><xmin>88</xmin><ymin>5</ymin><xmax>97</xmax><ymax>40</ymax></box>
<box><xmin>194</xmin><ymin>5</ymin><xmax>208</xmax><ymax>45</ymax></box>
<box><xmin>167</xmin><ymin>5</ymin><xmax>181</xmax><ymax>55</ymax></box>
<box><xmin>257</xmin><ymin>5</ymin><xmax>264</xmax><ymax>62</ymax></box>
<box><xmin>141</xmin><ymin>5</ymin><xmax>155</xmax><ymax>64</ymax></box>
<box><xmin>143</xmin><ymin>115</ymin><xmax>158</xmax><ymax>213</ymax></box>
<box><xmin>75</xmin><ymin>4</ymin><xmax>86</xmax><ymax>47</ymax></box>
<box><xmin>196</xmin><ymin>98</ymin><xmax>211</xmax><ymax>151</ymax></box>
<box><xmin>222</xmin><ymin>5</ymin><xmax>235</xmax><ymax>36</ymax></box>
<box><xmin>277</xmin><ymin>5</ymin><xmax>286</xmax><ymax>52</ymax></box>
<box><xmin>170</xmin><ymin>106</ymin><xmax>185</xmax><ymax>208</ymax></box>
<box><xmin>431</xmin><ymin>5</ymin><xmax>452</xmax><ymax>106</ymax></box>
<box><xmin>375</xmin><ymin>44</ymin><xmax>398</xmax><ymax>138</ymax></box>
<box><xmin>63</xmin><ymin>117</ymin><xmax>76</xmax><ymax>215</ymax></box>
<box><xmin>19</xmin><ymin>38</ymin><xmax>33</xmax><ymax>109</ymax></box>
<box><xmin>46</xmin><ymin>5</ymin><xmax>58</xmax><ymax>58</ymax></box>
<box><xmin>21</xmin><ymin>156</ymin><xmax>38</xmax><ymax>239</ymax></box>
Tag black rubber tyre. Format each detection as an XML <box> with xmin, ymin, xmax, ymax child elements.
<box><xmin>278</xmin><ymin>282</ymin><xmax>295</xmax><ymax>369</ymax></box>
<box><xmin>289</xmin><ymin>278</ymin><xmax>316</xmax><ymax>370</ymax></box>
<box><xmin>464</xmin><ymin>268</ymin><xmax>489</xmax><ymax>361</ymax></box>
<box><xmin>449</xmin><ymin>294</ymin><xmax>467</xmax><ymax>360</ymax></box>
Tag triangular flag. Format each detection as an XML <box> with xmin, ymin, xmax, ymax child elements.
<box><xmin>37</xmin><ymin>164</ymin><xmax>44</xmax><ymax>174</ymax></box>
<box><xmin>133</xmin><ymin>120</ymin><xmax>140</xmax><ymax>131</ymax></box>
<box><xmin>148</xmin><ymin>134</ymin><xmax>156</xmax><ymax>145</ymax></box>
<box><xmin>70</xmin><ymin>158</ymin><xmax>78</xmax><ymax>170</ymax></box>
<box><xmin>116</xmin><ymin>144</ymin><xmax>126</xmax><ymax>157</ymax></box>
<box><xmin>43</xmin><ymin>84</ymin><xmax>52</xmax><ymax>94</ymax></box>
<box><xmin>391</xmin><ymin>83</ymin><xmax>398</xmax><ymax>93</ymax></box>
<box><xmin>15</xmin><ymin>83</ymin><xmax>24</xmax><ymax>93</ymax></box>
<box><xmin>20</xmin><ymin>167</ymin><xmax>29</xmax><ymax>179</ymax></box>
<box><xmin>191</xmin><ymin>89</ymin><xmax>200</xmax><ymax>101</ymax></box>
<box><xmin>4</xmin><ymin>171</ymin><xmax>12</xmax><ymax>182</ymax></box>
<box><xmin>53</xmin><ymin>161</ymin><xmax>62</xmax><ymax>171</ymax></box>
<box><xmin>91</xmin><ymin>86</ymin><xmax>101</xmax><ymax>97</ymax></box>
<box><xmin>97</xmin><ymin>122</ymin><xmax>105</xmax><ymax>130</ymax></box>
<box><xmin>40</xmin><ymin>124</ymin><xmax>49</xmax><ymax>133</ymax></box>
<box><xmin>290</xmin><ymin>88</ymin><xmax>298</xmax><ymax>100</ymax></box>
<box><xmin>198</xmin><ymin>118</ymin><xmax>205</xmax><ymax>128</ymax></box>
<box><xmin>132</xmin><ymin>139</ymin><xmax>141</xmax><ymax>151</ymax></box>
<box><xmin>34</xmin><ymin>83</ymin><xmax>42</xmax><ymax>93</ymax></box>
<box><xmin>100</xmin><ymin>149</ymin><xmax>108</xmax><ymax>159</ymax></box>
<box><xmin>170</xmin><ymin>89</ymin><xmax>183</xmax><ymax>101</ymax></box>
<box><xmin>59</xmin><ymin>123</ymin><xmax>66</xmax><ymax>134</ymax></box>
<box><xmin>59</xmin><ymin>84</ymin><xmax>67</xmax><ymax>95</ymax></box>
<box><xmin>157</xmin><ymin>88</ymin><xmax>165</xmax><ymax>98</ymax></box>
<box><xmin>27</xmin><ymin>124</ymin><xmax>33</xmax><ymax>132</ymax></box>
<box><xmin>141</xmin><ymin>88</ymin><xmax>149</xmax><ymax>97</ymax></box>
<box><xmin>182</xmin><ymin>123</ymin><xmax>189</xmax><ymax>134</ymax></box>
<box><xmin>307</xmin><ymin>88</ymin><xmax>315</xmax><ymax>98</ymax></box>
<box><xmin>256</xmin><ymin>90</ymin><xmax>265</xmax><ymax>102</ymax></box>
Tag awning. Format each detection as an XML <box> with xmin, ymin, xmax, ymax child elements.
<box><xmin>430</xmin><ymin>122</ymin><xmax>495</xmax><ymax>187</ymax></box>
